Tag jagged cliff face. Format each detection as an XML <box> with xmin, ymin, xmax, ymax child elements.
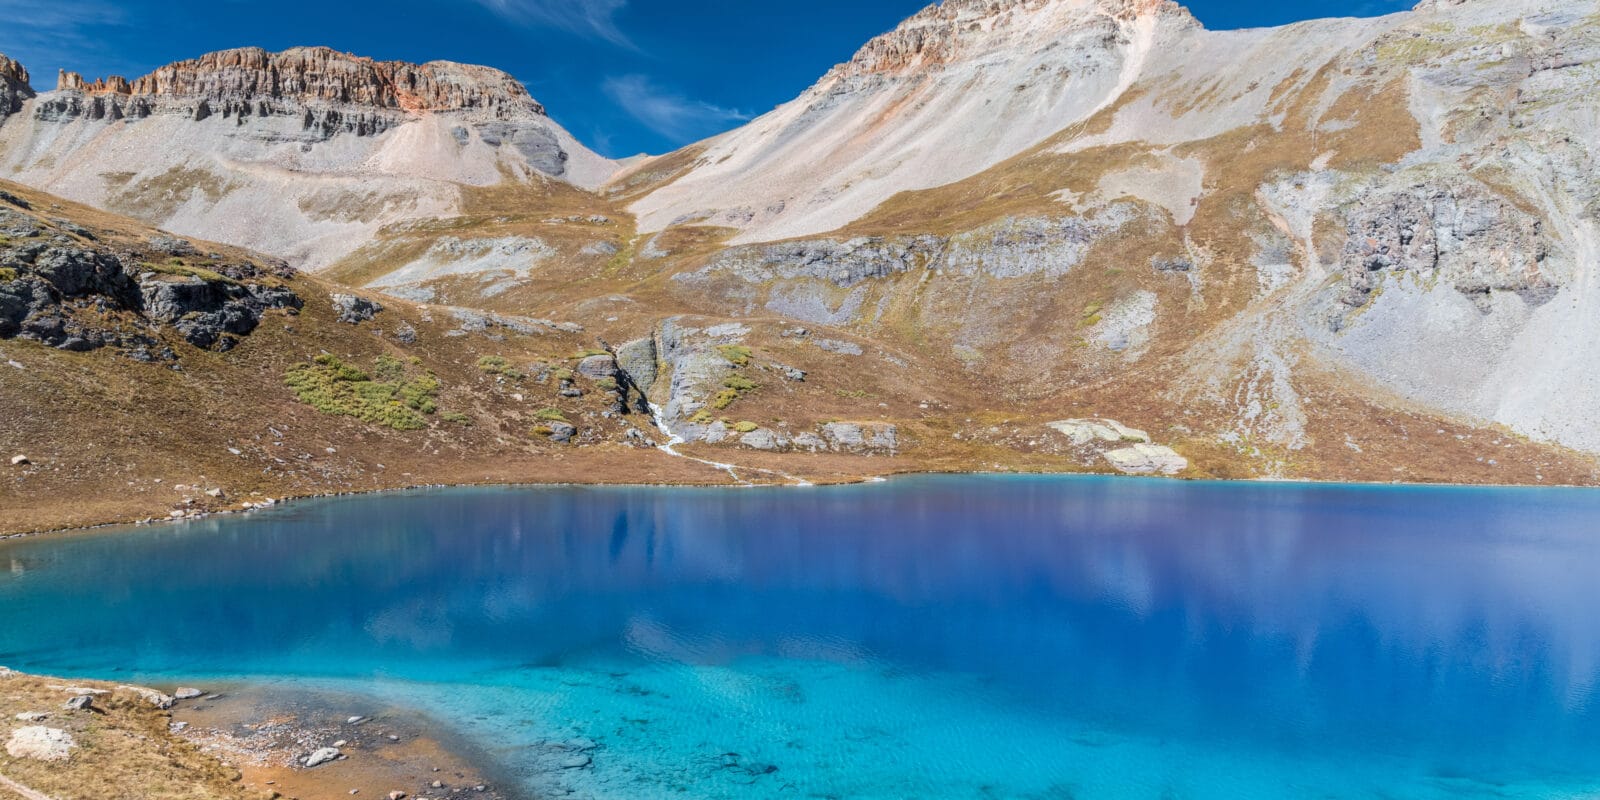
<box><xmin>0</xmin><ymin>47</ymin><xmax>617</xmax><ymax>269</ymax></box>
<box><xmin>0</xmin><ymin>55</ymin><xmax>32</xmax><ymax>123</ymax></box>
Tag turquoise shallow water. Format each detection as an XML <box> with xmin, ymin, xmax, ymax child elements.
<box><xmin>2</xmin><ymin>476</ymin><xmax>1599</xmax><ymax>798</ymax></box>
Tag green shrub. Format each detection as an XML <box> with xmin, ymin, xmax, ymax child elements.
<box><xmin>711</xmin><ymin>388</ymin><xmax>741</xmax><ymax>410</ymax></box>
<box><xmin>477</xmin><ymin>355</ymin><xmax>524</xmax><ymax>379</ymax></box>
<box><xmin>284</xmin><ymin>354</ymin><xmax>440</xmax><ymax>431</ymax></box>
<box><xmin>722</xmin><ymin>375</ymin><xmax>757</xmax><ymax>391</ymax></box>
<box><xmin>551</xmin><ymin>367</ymin><xmax>575</xmax><ymax>382</ymax></box>
<box><xmin>0</xmin><ymin>267</ymin><xmax>15</xmax><ymax>283</ymax></box>
<box><xmin>717</xmin><ymin>345</ymin><xmax>752</xmax><ymax>366</ymax></box>
<box><xmin>441</xmin><ymin>411</ymin><xmax>473</xmax><ymax>426</ymax></box>
<box><xmin>535</xmin><ymin>407</ymin><xmax>569</xmax><ymax>422</ymax></box>
<box><xmin>594</xmin><ymin>376</ymin><xmax>619</xmax><ymax>392</ymax></box>
<box><xmin>530</xmin><ymin>425</ymin><xmax>555</xmax><ymax>438</ymax></box>
<box><xmin>689</xmin><ymin>409</ymin><xmax>713</xmax><ymax>424</ymax></box>
<box><xmin>143</xmin><ymin>261</ymin><xmax>235</xmax><ymax>285</ymax></box>
<box><xmin>734</xmin><ymin>421</ymin><xmax>759</xmax><ymax>433</ymax></box>
<box><xmin>373</xmin><ymin>353</ymin><xmax>407</xmax><ymax>382</ymax></box>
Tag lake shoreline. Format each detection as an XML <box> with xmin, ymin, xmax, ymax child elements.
<box><xmin>4</xmin><ymin>464</ymin><xmax>1595</xmax><ymax>541</ymax></box>
<box><xmin>0</xmin><ymin>668</ymin><xmax>523</xmax><ymax>800</ymax></box>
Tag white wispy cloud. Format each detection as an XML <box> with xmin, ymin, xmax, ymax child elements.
<box><xmin>472</xmin><ymin>0</ymin><xmax>633</xmax><ymax>48</ymax></box>
<box><xmin>602</xmin><ymin>74</ymin><xmax>751</xmax><ymax>144</ymax></box>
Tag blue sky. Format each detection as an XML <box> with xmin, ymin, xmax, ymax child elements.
<box><xmin>0</xmin><ymin>0</ymin><xmax>1414</xmax><ymax>158</ymax></box>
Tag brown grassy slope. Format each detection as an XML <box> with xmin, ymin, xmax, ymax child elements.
<box><xmin>0</xmin><ymin>672</ymin><xmax>251</xmax><ymax>800</ymax></box>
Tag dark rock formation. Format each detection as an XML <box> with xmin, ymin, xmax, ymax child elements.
<box><xmin>0</xmin><ymin>205</ymin><xmax>300</xmax><ymax>354</ymax></box>
<box><xmin>0</xmin><ymin>54</ymin><xmax>33</xmax><ymax>124</ymax></box>
<box><xmin>331</xmin><ymin>293</ymin><xmax>382</xmax><ymax>324</ymax></box>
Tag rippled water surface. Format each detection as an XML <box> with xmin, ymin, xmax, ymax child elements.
<box><xmin>3</xmin><ymin>476</ymin><xmax>1600</xmax><ymax>798</ymax></box>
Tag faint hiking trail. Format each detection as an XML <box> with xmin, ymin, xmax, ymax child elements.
<box><xmin>0</xmin><ymin>772</ymin><xmax>57</xmax><ymax>800</ymax></box>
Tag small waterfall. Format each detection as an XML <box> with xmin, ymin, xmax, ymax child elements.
<box><xmin>647</xmin><ymin>403</ymin><xmax>812</xmax><ymax>487</ymax></box>
<box><xmin>649</xmin><ymin>402</ymin><xmax>747</xmax><ymax>484</ymax></box>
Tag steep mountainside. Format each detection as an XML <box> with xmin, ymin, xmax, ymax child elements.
<box><xmin>0</xmin><ymin>47</ymin><xmax>617</xmax><ymax>269</ymax></box>
<box><xmin>4</xmin><ymin>0</ymin><xmax>1600</xmax><ymax>530</ymax></box>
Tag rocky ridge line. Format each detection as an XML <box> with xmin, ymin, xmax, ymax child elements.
<box><xmin>54</xmin><ymin>46</ymin><xmax>546</xmax><ymax>115</ymax></box>
<box><xmin>829</xmin><ymin>0</ymin><xmax>1195</xmax><ymax>79</ymax></box>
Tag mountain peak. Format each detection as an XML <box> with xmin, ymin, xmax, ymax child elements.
<box><xmin>831</xmin><ymin>0</ymin><xmax>1196</xmax><ymax>79</ymax></box>
<box><xmin>53</xmin><ymin>46</ymin><xmax>547</xmax><ymax>116</ymax></box>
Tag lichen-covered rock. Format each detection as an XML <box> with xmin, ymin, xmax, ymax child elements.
<box><xmin>331</xmin><ymin>293</ymin><xmax>382</xmax><ymax>324</ymax></box>
<box><xmin>820</xmin><ymin>422</ymin><xmax>899</xmax><ymax>454</ymax></box>
<box><xmin>576</xmin><ymin>354</ymin><xmax>618</xmax><ymax>380</ymax></box>
<box><xmin>546</xmin><ymin>421</ymin><xmax>578</xmax><ymax>443</ymax></box>
<box><xmin>1103</xmin><ymin>444</ymin><xmax>1188</xmax><ymax>475</ymax></box>
<box><xmin>1047</xmin><ymin>418</ymin><xmax>1150</xmax><ymax>446</ymax></box>
<box><xmin>1337</xmin><ymin>179</ymin><xmax>1556</xmax><ymax>316</ymax></box>
<box><xmin>615</xmin><ymin>337</ymin><xmax>658</xmax><ymax>399</ymax></box>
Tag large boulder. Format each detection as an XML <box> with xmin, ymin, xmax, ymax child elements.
<box><xmin>820</xmin><ymin>422</ymin><xmax>898</xmax><ymax>454</ymax></box>
<box><xmin>1103</xmin><ymin>444</ymin><xmax>1188</xmax><ymax>476</ymax></box>
<box><xmin>332</xmin><ymin>293</ymin><xmax>382</xmax><ymax>324</ymax></box>
<box><xmin>6</xmin><ymin>726</ymin><xmax>75</xmax><ymax>762</ymax></box>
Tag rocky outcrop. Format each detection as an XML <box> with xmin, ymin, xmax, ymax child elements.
<box><xmin>1102</xmin><ymin>443</ymin><xmax>1188</xmax><ymax>475</ymax></box>
<box><xmin>1048</xmin><ymin>418</ymin><xmax>1187</xmax><ymax>475</ymax></box>
<box><xmin>679</xmin><ymin>210</ymin><xmax>1142</xmax><ymax>326</ymax></box>
<box><xmin>690</xmin><ymin>236</ymin><xmax>944</xmax><ymax>289</ymax></box>
<box><xmin>819</xmin><ymin>422</ymin><xmax>899</xmax><ymax>454</ymax></box>
<box><xmin>331</xmin><ymin>293</ymin><xmax>382</xmax><ymax>324</ymax></box>
<box><xmin>0</xmin><ymin>54</ymin><xmax>32</xmax><ymax>124</ymax></box>
<box><xmin>615</xmin><ymin>336</ymin><xmax>659</xmax><ymax>400</ymax></box>
<box><xmin>0</xmin><ymin>198</ymin><xmax>300</xmax><ymax>353</ymax></box>
<box><xmin>1337</xmin><ymin>179</ymin><xmax>1557</xmax><ymax>317</ymax></box>
<box><xmin>33</xmin><ymin>47</ymin><xmax>579</xmax><ymax>175</ymax></box>
<box><xmin>140</xmin><ymin>273</ymin><xmax>300</xmax><ymax>349</ymax></box>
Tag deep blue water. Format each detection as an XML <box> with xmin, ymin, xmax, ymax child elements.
<box><xmin>2</xmin><ymin>476</ymin><xmax>1599</xmax><ymax>798</ymax></box>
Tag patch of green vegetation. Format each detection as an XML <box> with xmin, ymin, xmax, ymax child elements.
<box><xmin>722</xmin><ymin>375</ymin><xmax>757</xmax><ymax>392</ymax></box>
<box><xmin>834</xmin><ymin>388</ymin><xmax>874</xmax><ymax>400</ymax></box>
<box><xmin>0</xmin><ymin>267</ymin><xmax>15</xmax><ymax>283</ymax></box>
<box><xmin>689</xmin><ymin>409</ymin><xmax>714</xmax><ymax>424</ymax></box>
<box><xmin>441</xmin><ymin>411</ymin><xmax>473</xmax><ymax>426</ymax></box>
<box><xmin>733</xmin><ymin>421</ymin><xmax>759</xmax><ymax>434</ymax></box>
<box><xmin>571</xmin><ymin>348</ymin><xmax>610</xmax><ymax>359</ymax></box>
<box><xmin>535</xmin><ymin>407</ymin><xmax>569</xmax><ymax>422</ymax></box>
<box><xmin>717</xmin><ymin>345</ymin><xmax>753</xmax><ymax>366</ymax></box>
<box><xmin>284</xmin><ymin>354</ymin><xmax>440</xmax><ymax>431</ymax></box>
<box><xmin>530</xmin><ymin>426</ymin><xmax>555</xmax><ymax>438</ymax></box>
<box><xmin>551</xmin><ymin>367</ymin><xmax>575</xmax><ymax>382</ymax></box>
<box><xmin>143</xmin><ymin>261</ymin><xmax>235</xmax><ymax>285</ymax></box>
<box><xmin>595</xmin><ymin>376</ymin><xmax>619</xmax><ymax>392</ymax></box>
<box><xmin>477</xmin><ymin>355</ymin><xmax>524</xmax><ymax>379</ymax></box>
<box><xmin>373</xmin><ymin>353</ymin><xmax>408</xmax><ymax>382</ymax></box>
<box><xmin>711</xmin><ymin>388</ymin><xmax>741</xmax><ymax>410</ymax></box>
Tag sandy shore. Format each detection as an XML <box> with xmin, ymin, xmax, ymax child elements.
<box><xmin>172</xmin><ymin>683</ymin><xmax>526</xmax><ymax>800</ymax></box>
<box><xmin>0</xmin><ymin>670</ymin><xmax>524</xmax><ymax>800</ymax></box>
